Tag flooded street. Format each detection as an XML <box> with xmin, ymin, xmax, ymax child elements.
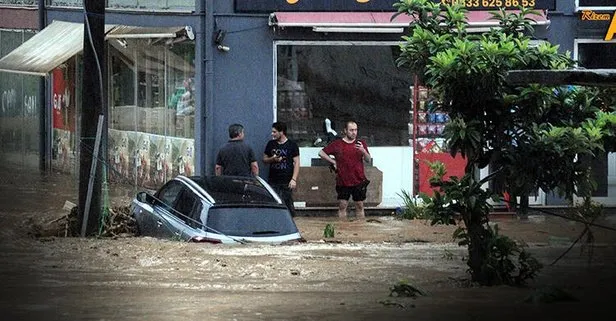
<box><xmin>2</xmin><ymin>166</ymin><xmax>616</xmax><ymax>320</ymax></box>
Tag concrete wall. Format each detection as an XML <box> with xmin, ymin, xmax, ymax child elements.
<box><xmin>208</xmin><ymin>1</ymin><xmax>274</xmax><ymax>177</ymax></box>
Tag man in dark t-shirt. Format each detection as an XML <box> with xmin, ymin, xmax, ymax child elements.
<box><xmin>215</xmin><ymin>124</ymin><xmax>259</xmax><ymax>177</ymax></box>
<box><xmin>263</xmin><ymin>122</ymin><xmax>299</xmax><ymax>216</ymax></box>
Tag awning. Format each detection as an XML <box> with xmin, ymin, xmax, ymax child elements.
<box><xmin>0</xmin><ymin>21</ymin><xmax>87</xmax><ymax>76</ymax></box>
<box><xmin>106</xmin><ymin>25</ymin><xmax>193</xmax><ymax>39</ymax></box>
<box><xmin>0</xmin><ymin>20</ymin><xmax>192</xmax><ymax>76</ymax></box>
<box><xmin>269</xmin><ymin>11</ymin><xmax>549</xmax><ymax>33</ymax></box>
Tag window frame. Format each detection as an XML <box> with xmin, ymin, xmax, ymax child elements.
<box><xmin>172</xmin><ymin>187</ymin><xmax>203</xmax><ymax>226</ymax></box>
<box><xmin>45</xmin><ymin>0</ymin><xmax>195</xmax><ymax>12</ymax></box>
<box><xmin>575</xmin><ymin>0</ymin><xmax>616</xmax><ymax>12</ymax></box>
<box><xmin>0</xmin><ymin>1</ymin><xmax>36</xmax><ymax>6</ymax></box>
<box><xmin>273</xmin><ymin>40</ymin><xmax>411</xmax><ymax>148</ymax></box>
<box><xmin>573</xmin><ymin>38</ymin><xmax>614</xmax><ymax>66</ymax></box>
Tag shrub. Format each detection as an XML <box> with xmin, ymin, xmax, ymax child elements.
<box><xmin>397</xmin><ymin>190</ymin><xmax>432</xmax><ymax>220</ymax></box>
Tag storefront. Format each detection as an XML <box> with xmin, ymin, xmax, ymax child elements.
<box><xmin>245</xmin><ymin>0</ymin><xmax>554</xmax><ymax>208</ymax></box>
<box><xmin>0</xmin><ymin>20</ymin><xmax>197</xmax><ymax>189</ymax></box>
<box><xmin>573</xmin><ymin>0</ymin><xmax>616</xmax><ymax>205</ymax></box>
<box><xmin>6</xmin><ymin>1</ymin><xmax>613</xmax><ymax>209</ymax></box>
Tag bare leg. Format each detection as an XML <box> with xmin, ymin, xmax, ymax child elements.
<box><xmin>355</xmin><ymin>201</ymin><xmax>365</xmax><ymax>220</ymax></box>
<box><xmin>338</xmin><ymin>200</ymin><xmax>348</xmax><ymax>219</ymax></box>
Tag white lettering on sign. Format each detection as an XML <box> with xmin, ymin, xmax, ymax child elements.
<box><xmin>1</xmin><ymin>89</ymin><xmax>16</xmax><ymax>115</ymax></box>
<box><xmin>24</xmin><ymin>95</ymin><xmax>37</xmax><ymax>117</ymax></box>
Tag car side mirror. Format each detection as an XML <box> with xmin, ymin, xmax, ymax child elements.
<box><xmin>137</xmin><ymin>191</ymin><xmax>154</xmax><ymax>204</ymax></box>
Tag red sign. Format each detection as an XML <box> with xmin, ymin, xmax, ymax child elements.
<box><xmin>416</xmin><ymin>152</ymin><xmax>467</xmax><ymax>197</ymax></box>
<box><xmin>52</xmin><ymin>67</ymin><xmax>75</xmax><ymax>131</ymax></box>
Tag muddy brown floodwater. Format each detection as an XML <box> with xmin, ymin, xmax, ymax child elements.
<box><xmin>1</xmin><ymin>166</ymin><xmax>616</xmax><ymax>320</ymax></box>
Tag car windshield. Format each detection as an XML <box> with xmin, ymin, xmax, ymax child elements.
<box><xmin>206</xmin><ymin>205</ymin><xmax>299</xmax><ymax>237</ymax></box>
<box><xmin>190</xmin><ymin>176</ymin><xmax>276</xmax><ymax>204</ymax></box>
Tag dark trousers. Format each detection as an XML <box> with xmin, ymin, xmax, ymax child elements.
<box><xmin>271</xmin><ymin>184</ymin><xmax>296</xmax><ymax>217</ymax></box>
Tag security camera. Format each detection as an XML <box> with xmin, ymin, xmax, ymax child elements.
<box><xmin>217</xmin><ymin>45</ymin><xmax>230</xmax><ymax>52</ymax></box>
<box><xmin>185</xmin><ymin>26</ymin><xmax>195</xmax><ymax>40</ymax></box>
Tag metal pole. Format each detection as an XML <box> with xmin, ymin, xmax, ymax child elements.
<box><xmin>79</xmin><ymin>0</ymin><xmax>105</xmax><ymax>236</ymax></box>
<box><xmin>81</xmin><ymin>114</ymin><xmax>104</xmax><ymax>237</ymax></box>
<box><xmin>38</xmin><ymin>0</ymin><xmax>47</xmax><ymax>172</ymax></box>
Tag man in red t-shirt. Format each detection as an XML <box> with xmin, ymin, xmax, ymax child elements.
<box><xmin>318</xmin><ymin>121</ymin><xmax>371</xmax><ymax>219</ymax></box>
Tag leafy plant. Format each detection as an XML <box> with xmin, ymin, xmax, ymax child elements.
<box><xmin>323</xmin><ymin>223</ymin><xmax>335</xmax><ymax>238</ymax></box>
<box><xmin>397</xmin><ymin>190</ymin><xmax>431</xmax><ymax>220</ymax></box>
<box><xmin>452</xmin><ymin>223</ymin><xmax>541</xmax><ymax>286</ymax></box>
<box><xmin>395</xmin><ymin>0</ymin><xmax>614</xmax><ymax>286</ymax></box>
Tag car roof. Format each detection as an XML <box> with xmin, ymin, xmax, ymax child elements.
<box><xmin>185</xmin><ymin>175</ymin><xmax>278</xmax><ymax>204</ymax></box>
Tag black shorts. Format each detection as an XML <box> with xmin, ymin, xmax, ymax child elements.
<box><xmin>336</xmin><ymin>180</ymin><xmax>369</xmax><ymax>202</ymax></box>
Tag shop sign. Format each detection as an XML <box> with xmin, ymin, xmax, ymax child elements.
<box><xmin>438</xmin><ymin>0</ymin><xmax>554</xmax><ymax>10</ymax></box>
<box><xmin>235</xmin><ymin>0</ymin><xmax>555</xmax><ymax>12</ymax></box>
<box><xmin>52</xmin><ymin>67</ymin><xmax>76</xmax><ymax>132</ymax></box>
<box><xmin>580</xmin><ymin>10</ymin><xmax>616</xmax><ymax>41</ymax></box>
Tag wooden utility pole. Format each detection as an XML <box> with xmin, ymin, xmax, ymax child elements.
<box><xmin>79</xmin><ymin>0</ymin><xmax>106</xmax><ymax>236</ymax></box>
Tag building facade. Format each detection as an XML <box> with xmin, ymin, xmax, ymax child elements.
<box><xmin>540</xmin><ymin>0</ymin><xmax>616</xmax><ymax>205</ymax></box>
<box><xmin>0</xmin><ymin>0</ymin><xmax>614</xmax><ymax>208</ymax></box>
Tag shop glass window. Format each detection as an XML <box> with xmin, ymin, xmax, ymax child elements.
<box><xmin>578</xmin><ymin>43</ymin><xmax>616</xmax><ymax>68</ymax></box>
<box><xmin>108</xmin><ymin>37</ymin><xmax>195</xmax><ymax>188</ymax></box>
<box><xmin>47</xmin><ymin>0</ymin><xmax>194</xmax><ymax>10</ymax></box>
<box><xmin>47</xmin><ymin>0</ymin><xmax>81</xmax><ymax>6</ymax></box>
<box><xmin>0</xmin><ymin>0</ymin><xmax>35</xmax><ymax>5</ymax></box>
<box><xmin>109</xmin><ymin>38</ymin><xmax>195</xmax><ymax>138</ymax></box>
<box><xmin>0</xmin><ymin>29</ymin><xmax>40</xmax><ymax>169</ymax></box>
<box><xmin>107</xmin><ymin>0</ymin><xmax>194</xmax><ymax>10</ymax></box>
<box><xmin>276</xmin><ymin>44</ymin><xmax>411</xmax><ymax>147</ymax></box>
<box><xmin>578</xmin><ymin>0</ymin><xmax>615</xmax><ymax>7</ymax></box>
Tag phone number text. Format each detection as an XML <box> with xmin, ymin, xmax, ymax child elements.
<box><xmin>439</xmin><ymin>0</ymin><xmax>537</xmax><ymax>8</ymax></box>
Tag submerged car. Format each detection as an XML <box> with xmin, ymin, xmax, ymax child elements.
<box><xmin>131</xmin><ymin>175</ymin><xmax>302</xmax><ymax>244</ymax></box>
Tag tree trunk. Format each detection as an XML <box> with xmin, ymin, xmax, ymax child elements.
<box><xmin>466</xmin><ymin>220</ymin><xmax>492</xmax><ymax>285</ymax></box>
<box><xmin>517</xmin><ymin>192</ymin><xmax>529</xmax><ymax>219</ymax></box>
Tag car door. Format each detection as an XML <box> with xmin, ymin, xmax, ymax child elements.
<box><xmin>151</xmin><ymin>180</ymin><xmax>184</xmax><ymax>238</ymax></box>
<box><xmin>163</xmin><ymin>187</ymin><xmax>204</xmax><ymax>240</ymax></box>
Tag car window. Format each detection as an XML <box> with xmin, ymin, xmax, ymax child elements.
<box><xmin>155</xmin><ymin>180</ymin><xmax>183</xmax><ymax>209</ymax></box>
<box><xmin>192</xmin><ymin>176</ymin><xmax>277</xmax><ymax>204</ymax></box>
<box><xmin>188</xmin><ymin>202</ymin><xmax>204</xmax><ymax>229</ymax></box>
<box><xmin>173</xmin><ymin>188</ymin><xmax>202</xmax><ymax>228</ymax></box>
<box><xmin>206</xmin><ymin>205</ymin><xmax>298</xmax><ymax>237</ymax></box>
